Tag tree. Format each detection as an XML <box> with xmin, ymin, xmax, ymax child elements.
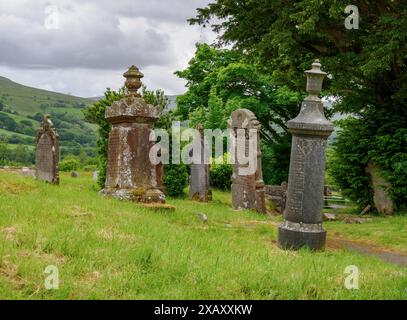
<box><xmin>12</xmin><ymin>145</ymin><xmax>31</xmax><ymax>165</ymax></box>
<box><xmin>189</xmin><ymin>1</ymin><xmax>407</xmax><ymax>210</ymax></box>
<box><xmin>59</xmin><ymin>155</ymin><xmax>81</xmax><ymax>172</ymax></box>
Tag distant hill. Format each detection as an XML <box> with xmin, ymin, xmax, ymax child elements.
<box><xmin>0</xmin><ymin>76</ymin><xmax>97</xmax><ymax>160</ymax></box>
<box><xmin>0</xmin><ymin>76</ymin><xmax>181</xmax><ymax>165</ymax></box>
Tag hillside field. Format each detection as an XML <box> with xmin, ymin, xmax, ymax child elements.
<box><xmin>0</xmin><ymin>76</ymin><xmax>97</xmax><ymax>159</ymax></box>
<box><xmin>0</xmin><ymin>171</ymin><xmax>406</xmax><ymax>300</ymax></box>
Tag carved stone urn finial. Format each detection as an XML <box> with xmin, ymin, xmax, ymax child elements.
<box><xmin>43</xmin><ymin>114</ymin><xmax>54</xmax><ymax>130</ymax></box>
<box><xmin>305</xmin><ymin>59</ymin><xmax>327</xmax><ymax>100</ymax></box>
<box><xmin>123</xmin><ymin>65</ymin><xmax>144</xmax><ymax>96</ymax></box>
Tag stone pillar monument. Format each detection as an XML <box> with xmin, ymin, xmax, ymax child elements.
<box><xmin>104</xmin><ymin>66</ymin><xmax>165</xmax><ymax>203</ymax></box>
<box><xmin>189</xmin><ymin>124</ymin><xmax>212</xmax><ymax>202</ymax></box>
<box><xmin>228</xmin><ymin>109</ymin><xmax>266</xmax><ymax>213</ymax></box>
<box><xmin>278</xmin><ymin>60</ymin><xmax>334</xmax><ymax>250</ymax></box>
<box><xmin>35</xmin><ymin>115</ymin><xmax>60</xmax><ymax>184</ymax></box>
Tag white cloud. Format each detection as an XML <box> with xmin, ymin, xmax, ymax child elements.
<box><xmin>0</xmin><ymin>0</ymin><xmax>215</xmax><ymax>96</ymax></box>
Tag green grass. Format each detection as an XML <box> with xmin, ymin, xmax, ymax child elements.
<box><xmin>325</xmin><ymin>216</ymin><xmax>407</xmax><ymax>254</ymax></box>
<box><xmin>0</xmin><ymin>171</ymin><xmax>406</xmax><ymax>300</ymax></box>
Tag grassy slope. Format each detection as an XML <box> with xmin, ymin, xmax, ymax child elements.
<box><xmin>0</xmin><ymin>76</ymin><xmax>91</xmax><ymax>117</ymax></box>
<box><xmin>0</xmin><ymin>76</ymin><xmax>95</xmax><ymax>152</ymax></box>
<box><xmin>0</xmin><ymin>171</ymin><xmax>406</xmax><ymax>300</ymax></box>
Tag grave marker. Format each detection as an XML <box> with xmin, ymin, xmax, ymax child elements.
<box><xmin>35</xmin><ymin>115</ymin><xmax>59</xmax><ymax>184</ymax></box>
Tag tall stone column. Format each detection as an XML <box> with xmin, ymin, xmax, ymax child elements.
<box><xmin>189</xmin><ymin>124</ymin><xmax>212</xmax><ymax>202</ymax></box>
<box><xmin>278</xmin><ymin>60</ymin><xmax>333</xmax><ymax>250</ymax></box>
<box><xmin>104</xmin><ymin>66</ymin><xmax>165</xmax><ymax>203</ymax></box>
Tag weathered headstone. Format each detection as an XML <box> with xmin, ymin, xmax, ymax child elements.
<box><xmin>35</xmin><ymin>115</ymin><xmax>60</xmax><ymax>184</ymax></box>
<box><xmin>103</xmin><ymin>66</ymin><xmax>165</xmax><ymax>203</ymax></box>
<box><xmin>189</xmin><ymin>124</ymin><xmax>212</xmax><ymax>202</ymax></box>
<box><xmin>278</xmin><ymin>60</ymin><xmax>334</xmax><ymax>251</ymax></box>
<box><xmin>228</xmin><ymin>109</ymin><xmax>266</xmax><ymax>213</ymax></box>
<box><xmin>365</xmin><ymin>162</ymin><xmax>394</xmax><ymax>215</ymax></box>
<box><xmin>92</xmin><ymin>170</ymin><xmax>99</xmax><ymax>181</ymax></box>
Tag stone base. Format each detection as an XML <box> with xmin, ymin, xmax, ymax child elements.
<box><xmin>103</xmin><ymin>187</ymin><xmax>165</xmax><ymax>203</ymax></box>
<box><xmin>278</xmin><ymin>220</ymin><xmax>326</xmax><ymax>251</ymax></box>
<box><xmin>190</xmin><ymin>190</ymin><xmax>212</xmax><ymax>202</ymax></box>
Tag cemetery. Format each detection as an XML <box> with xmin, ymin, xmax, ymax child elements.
<box><xmin>0</xmin><ymin>61</ymin><xmax>406</xmax><ymax>300</ymax></box>
<box><xmin>0</xmin><ymin>1</ymin><xmax>406</xmax><ymax>302</ymax></box>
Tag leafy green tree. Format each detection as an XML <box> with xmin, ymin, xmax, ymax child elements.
<box><xmin>328</xmin><ymin>116</ymin><xmax>407</xmax><ymax>210</ymax></box>
<box><xmin>196</xmin><ymin>87</ymin><xmax>227</xmax><ymax>130</ymax></box>
<box><xmin>189</xmin><ymin>1</ymin><xmax>407</xmax><ymax>210</ymax></box>
<box><xmin>210</xmin><ymin>153</ymin><xmax>232</xmax><ymax>190</ymax></box>
<box><xmin>163</xmin><ymin>163</ymin><xmax>188</xmax><ymax>197</ymax></box>
<box><xmin>12</xmin><ymin>145</ymin><xmax>31</xmax><ymax>165</ymax></box>
<box><xmin>0</xmin><ymin>136</ymin><xmax>9</xmax><ymax>165</ymax></box>
<box><xmin>59</xmin><ymin>155</ymin><xmax>81</xmax><ymax>172</ymax></box>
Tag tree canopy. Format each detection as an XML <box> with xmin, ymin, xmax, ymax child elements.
<box><xmin>190</xmin><ymin>1</ymin><xmax>407</xmax><ymax>115</ymax></box>
<box><xmin>175</xmin><ymin>43</ymin><xmax>301</xmax><ymax>144</ymax></box>
<box><xmin>188</xmin><ymin>0</ymin><xmax>407</xmax><ymax>210</ymax></box>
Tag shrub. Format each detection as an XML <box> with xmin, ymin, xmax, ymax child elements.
<box><xmin>261</xmin><ymin>137</ymin><xmax>291</xmax><ymax>185</ymax></box>
<box><xmin>163</xmin><ymin>164</ymin><xmax>188</xmax><ymax>197</ymax></box>
<box><xmin>59</xmin><ymin>156</ymin><xmax>80</xmax><ymax>172</ymax></box>
<box><xmin>210</xmin><ymin>153</ymin><xmax>232</xmax><ymax>190</ymax></box>
<box><xmin>82</xmin><ymin>164</ymin><xmax>97</xmax><ymax>172</ymax></box>
<box><xmin>328</xmin><ymin>116</ymin><xmax>407</xmax><ymax>211</ymax></box>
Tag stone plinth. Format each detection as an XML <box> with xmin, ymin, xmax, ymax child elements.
<box><xmin>104</xmin><ymin>66</ymin><xmax>165</xmax><ymax>203</ymax></box>
<box><xmin>189</xmin><ymin>124</ymin><xmax>212</xmax><ymax>202</ymax></box>
<box><xmin>265</xmin><ymin>182</ymin><xmax>287</xmax><ymax>213</ymax></box>
<box><xmin>35</xmin><ymin>115</ymin><xmax>60</xmax><ymax>184</ymax></box>
<box><xmin>228</xmin><ymin>109</ymin><xmax>266</xmax><ymax>213</ymax></box>
<box><xmin>278</xmin><ymin>60</ymin><xmax>334</xmax><ymax>250</ymax></box>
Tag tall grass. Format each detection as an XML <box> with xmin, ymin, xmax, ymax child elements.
<box><xmin>0</xmin><ymin>171</ymin><xmax>406</xmax><ymax>299</ymax></box>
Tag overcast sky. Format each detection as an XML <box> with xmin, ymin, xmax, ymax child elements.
<box><xmin>0</xmin><ymin>0</ymin><xmax>215</xmax><ymax>97</ymax></box>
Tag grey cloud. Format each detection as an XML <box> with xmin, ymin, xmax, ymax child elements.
<box><xmin>0</xmin><ymin>0</ymin><xmax>214</xmax><ymax>96</ymax></box>
<box><xmin>0</xmin><ymin>1</ymin><xmax>172</xmax><ymax>69</ymax></box>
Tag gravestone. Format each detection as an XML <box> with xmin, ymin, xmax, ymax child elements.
<box><xmin>35</xmin><ymin>115</ymin><xmax>60</xmax><ymax>184</ymax></box>
<box><xmin>189</xmin><ymin>124</ymin><xmax>212</xmax><ymax>202</ymax></box>
<box><xmin>265</xmin><ymin>182</ymin><xmax>288</xmax><ymax>213</ymax></box>
<box><xmin>103</xmin><ymin>66</ymin><xmax>165</xmax><ymax>203</ymax></box>
<box><xmin>228</xmin><ymin>109</ymin><xmax>266</xmax><ymax>213</ymax></box>
<box><xmin>278</xmin><ymin>60</ymin><xmax>334</xmax><ymax>251</ymax></box>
